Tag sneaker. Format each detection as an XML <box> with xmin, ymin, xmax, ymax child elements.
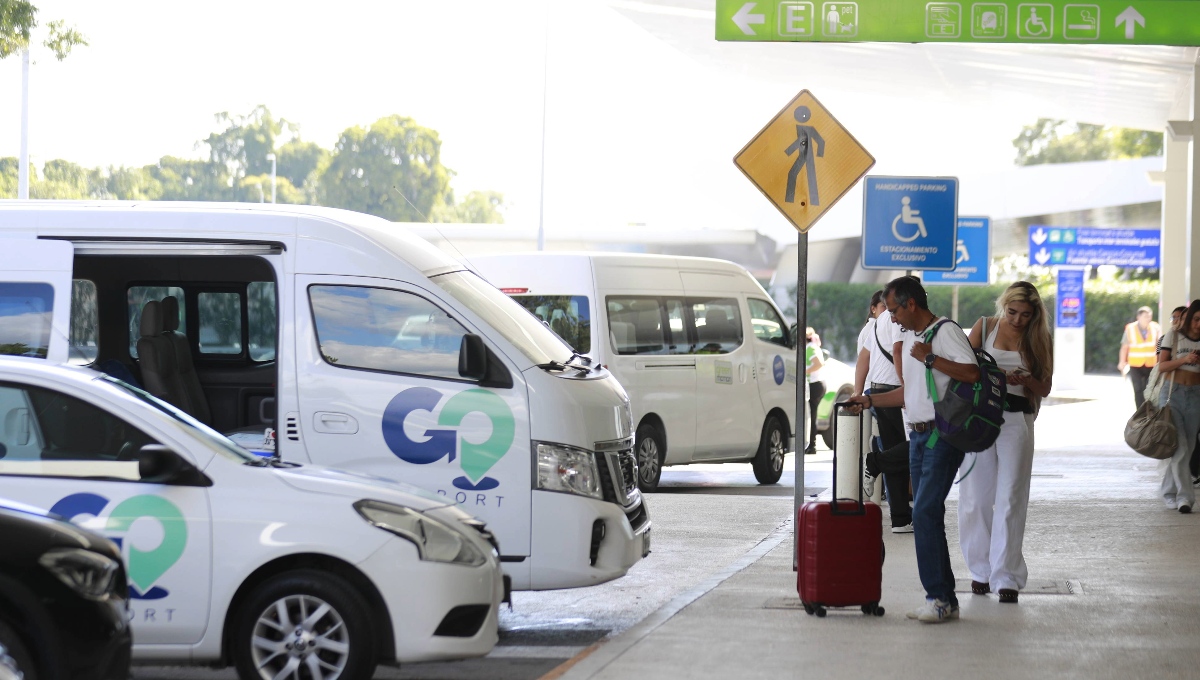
<box><xmin>1165</xmin><ymin>498</ymin><xmax>1178</xmax><ymax>510</ymax></box>
<box><xmin>1180</xmin><ymin>503</ymin><xmax>1193</xmax><ymax>514</ymax></box>
<box><xmin>804</xmin><ymin>445</ymin><xmax>816</xmax><ymax>456</ymax></box>
<box><xmin>891</xmin><ymin>522</ymin><xmax>914</xmax><ymax>534</ymax></box>
<box><xmin>1193</xmin><ymin>475</ymin><xmax>1200</xmax><ymax>488</ymax></box>
<box><xmin>912</xmin><ymin>599</ymin><xmax>959</xmax><ymax>624</ymax></box>
<box><xmin>863</xmin><ymin>460</ymin><xmax>878</xmax><ymax>495</ymax></box>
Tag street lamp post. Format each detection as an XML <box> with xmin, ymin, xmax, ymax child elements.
<box><xmin>266</xmin><ymin>153</ymin><xmax>277</xmax><ymax>204</ymax></box>
<box><xmin>18</xmin><ymin>49</ymin><xmax>30</xmax><ymax>200</ymax></box>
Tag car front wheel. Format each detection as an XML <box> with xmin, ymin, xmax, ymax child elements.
<box><xmin>635</xmin><ymin>422</ymin><xmax>665</xmax><ymax>493</ymax></box>
<box><xmin>752</xmin><ymin>416</ymin><xmax>787</xmax><ymax>485</ymax></box>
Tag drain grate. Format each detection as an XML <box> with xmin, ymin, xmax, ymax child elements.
<box><xmin>954</xmin><ymin>579</ymin><xmax>1081</xmax><ymax>595</ymax></box>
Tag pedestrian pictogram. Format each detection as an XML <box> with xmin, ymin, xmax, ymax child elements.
<box><xmin>734</xmin><ymin>90</ymin><xmax>875</xmax><ymax>234</ymax></box>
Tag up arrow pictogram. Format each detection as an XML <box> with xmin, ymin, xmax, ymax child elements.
<box><xmin>1116</xmin><ymin>6</ymin><xmax>1145</xmax><ymax>40</ymax></box>
<box><xmin>1032</xmin><ymin>228</ymin><xmax>1048</xmax><ymax>245</ymax></box>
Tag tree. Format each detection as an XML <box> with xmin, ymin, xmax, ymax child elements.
<box><xmin>1014</xmin><ymin>119</ymin><xmax>1163</xmax><ymax>166</ymax></box>
<box><xmin>277</xmin><ymin>139</ymin><xmax>327</xmax><ymax>192</ymax></box>
<box><xmin>432</xmin><ymin>190</ymin><xmax>505</xmax><ymax>223</ymax></box>
<box><xmin>202</xmin><ymin>105</ymin><xmax>292</xmax><ymax>179</ymax></box>
<box><xmin>317</xmin><ymin>115</ymin><xmax>454</xmax><ymax>222</ymax></box>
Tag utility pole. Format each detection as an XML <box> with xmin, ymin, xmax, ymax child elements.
<box><xmin>536</xmin><ymin>0</ymin><xmax>550</xmax><ymax>251</ymax></box>
<box><xmin>266</xmin><ymin>153</ymin><xmax>277</xmax><ymax>203</ymax></box>
<box><xmin>18</xmin><ymin>49</ymin><xmax>30</xmax><ymax>200</ymax></box>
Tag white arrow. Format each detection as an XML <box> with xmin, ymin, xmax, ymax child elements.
<box><xmin>1032</xmin><ymin>227</ymin><xmax>1047</xmax><ymax>245</ymax></box>
<box><xmin>1116</xmin><ymin>6</ymin><xmax>1145</xmax><ymax>40</ymax></box>
<box><xmin>732</xmin><ymin>2</ymin><xmax>765</xmax><ymax>36</ymax></box>
<box><xmin>1035</xmin><ymin>248</ymin><xmax>1051</xmax><ymax>265</ymax></box>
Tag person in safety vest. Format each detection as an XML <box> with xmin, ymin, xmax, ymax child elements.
<box><xmin>1119</xmin><ymin>306</ymin><xmax>1161</xmax><ymax>409</ymax></box>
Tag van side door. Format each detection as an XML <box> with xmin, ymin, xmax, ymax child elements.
<box><xmin>747</xmin><ymin>298</ymin><xmax>798</xmax><ymax>446</ymax></box>
<box><xmin>0</xmin><ymin>239</ymin><xmax>74</xmax><ymax>364</ymax></box>
<box><xmin>687</xmin><ymin>295</ymin><xmax>765</xmax><ymax>460</ymax></box>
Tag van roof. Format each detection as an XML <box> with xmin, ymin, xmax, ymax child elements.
<box><xmin>470</xmin><ymin>251</ymin><xmax>750</xmax><ymax>274</ymax></box>
<box><xmin>0</xmin><ymin>201</ymin><xmax>463</xmax><ymax>276</ymax></box>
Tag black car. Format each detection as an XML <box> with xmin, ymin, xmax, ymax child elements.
<box><xmin>0</xmin><ymin>501</ymin><xmax>131</xmax><ymax>680</ymax></box>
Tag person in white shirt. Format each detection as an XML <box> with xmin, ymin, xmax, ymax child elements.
<box><xmin>853</xmin><ymin>290</ymin><xmax>911</xmax><ymax>531</ymax></box>
<box><xmin>848</xmin><ymin>276</ymin><xmax>979</xmax><ymax>624</ymax></box>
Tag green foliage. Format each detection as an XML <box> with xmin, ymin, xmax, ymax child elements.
<box><xmin>0</xmin><ymin>0</ymin><xmax>36</xmax><ymax>58</ymax></box>
<box><xmin>1014</xmin><ymin>118</ymin><xmax>1163</xmax><ymax>166</ymax></box>
<box><xmin>432</xmin><ymin>190</ymin><xmax>505</xmax><ymax>223</ymax></box>
<box><xmin>42</xmin><ymin>18</ymin><xmax>85</xmax><ymax>60</ymax></box>
<box><xmin>203</xmin><ymin>105</ymin><xmax>292</xmax><ymax>179</ymax></box>
<box><xmin>276</xmin><ymin>139</ymin><xmax>327</xmax><ymax>192</ymax></box>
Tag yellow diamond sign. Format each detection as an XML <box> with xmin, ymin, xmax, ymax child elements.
<box><xmin>734</xmin><ymin>90</ymin><xmax>875</xmax><ymax>233</ymax></box>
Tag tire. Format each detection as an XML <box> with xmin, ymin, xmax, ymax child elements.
<box><xmin>635</xmin><ymin>422</ymin><xmax>665</xmax><ymax>493</ymax></box>
<box><xmin>819</xmin><ymin>428</ymin><xmax>834</xmax><ymax>451</ymax></box>
<box><xmin>752</xmin><ymin>416</ymin><xmax>786</xmax><ymax>485</ymax></box>
<box><xmin>0</xmin><ymin>619</ymin><xmax>35</xmax><ymax>680</ymax></box>
<box><xmin>232</xmin><ymin>570</ymin><xmax>377</xmax><ymax>680</ymax></box>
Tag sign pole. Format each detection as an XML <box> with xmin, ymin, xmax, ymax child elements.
<box><xmin>951</xmin><ymin>284</ymin><xmax>960</xmax><ymax>322</ymax></box>
<box><xmin>793</xmin><ymin>231</ymin><xmax>807</xmax><ymax>570</ymax></box>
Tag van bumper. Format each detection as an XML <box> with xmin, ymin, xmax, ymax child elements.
<box><xmin>358</xmin><ymin>537</ymin><xmax>503</xmax><ymax>663</ymax></box>
<box><xmin>527</xmin><ymin>490</ymin><xmax>651</xmax><ymax>590</ymax></box>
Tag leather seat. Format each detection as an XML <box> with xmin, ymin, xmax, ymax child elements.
<box><xmin>161</xmin><ymin>296</ymin><xmax>212</xmax><ymax>425</ymax></box>
<box><xmin>135</xmin><ymin>301</ymin><xmax>176</xmax><ymax>404</ymax></box>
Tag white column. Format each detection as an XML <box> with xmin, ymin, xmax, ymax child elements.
<box><xmin>18</xmin><ymin>49</ymin><xmax>30</xmax><ymax>200</ymax></box>
<box><xmin>1189</xmin><ymin>65</ymin><xmax>1200</xmax><ymax>302</ymax></box>
<box><xmin>1157</xmin><ymin>135</ymin><xmax>1189</xmax><ymax>317</ymax></box>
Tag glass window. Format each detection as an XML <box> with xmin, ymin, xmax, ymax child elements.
<box><xmin>128</xmin><ymin>286</ymin><xmax>185</xmax><ymax>358</ymax></box>
<box><xmin>248</xmin><ymin>282</ymin><xmax>277</xmax><ymax>362</ymax></box>
<box><xmin>748</xmin><ymin>298</ymin><xmax>789</xmax><ymax>348</ymax></box>
<box><xmin>198</xmin><ymin>292</ymin><xmax>242</xmax><ymax>355</ymax></box>
<box><xmin>0</xmin><ymin>383</ymin><xmax>156</xmax><ymax>482</ymax></box>
<box><xmin>69</xmin><ymin>280</ymin><xmax>99</xmax><ymax>366</ymax></box>
<box><xmin>0</xmin><ymin>283</ymin><xmax>53</xmax><ymax>359</ymax></box>
<box><xmin>665</xmin><ymin>299</ymin><xmax>691</xmax><ymax>355</ymax></box>
<box><xmin>309</xmin><ymin>285</ymin><xmax>469</xmax><ymax>380</ymax></box>
<box><xmin>606</xmin><ymin>297</ymin><xmax>666</xmax><ymax>355</ymax></box>
<box><xmin>511</xmin><ymin>295</ymin><xmax>590</xmax><ymax>354</ymax></box>
<box><xmin>691</xmin><ymin>298</ymin><xmax>742</xmax><ymax>354</ymax></box>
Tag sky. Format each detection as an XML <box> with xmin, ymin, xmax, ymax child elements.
<box><xmin>0</xmin><ymin>0</ymin><xmax>1032</xmax><ymax>246</ymax></box>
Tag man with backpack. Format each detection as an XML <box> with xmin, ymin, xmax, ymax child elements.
<box><xmin>848</xmin><ymin>276</ymin><xmax>981</xmax><ymax>624</ymax></box>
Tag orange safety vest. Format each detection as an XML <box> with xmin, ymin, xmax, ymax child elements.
<box><xmin>1125</xmin><ymin>321</ymin><xmax>1160</xmax><ymax>367</ymax></box>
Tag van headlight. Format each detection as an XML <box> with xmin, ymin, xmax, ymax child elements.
<box><xmin>39</xmin><ymin>548</ymin><xmax>120</xmax><ymax>600</ymax></box>
<box><xmin>535</xmin><ymin>442</ymin><xmax>603</xmax><ymax>500</ymax></box>
<box><xmin>354</xmin><ymin>500</ymin><xmax>486</xmax><ymax>567</ymax></box>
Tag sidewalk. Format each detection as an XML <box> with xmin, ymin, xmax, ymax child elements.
<box><xmin>556</xmin><ymin>376</ymin><xmax>1200</xmax><ymax>680</ymax></box>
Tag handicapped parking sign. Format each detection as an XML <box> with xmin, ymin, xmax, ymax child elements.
<box><xmin>861</xmin><ymin>176</ymin><xmax>958</xmax><ymax>270</ymax></box>
<box><xmin>923</xmin><ymin>217</ymin><xmax>990</xmax><ymax>285</ymax></box>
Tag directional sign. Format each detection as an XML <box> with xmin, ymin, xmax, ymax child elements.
<box><xmin>923</xmin><ymin>217</ymin><xmax>990</xmax><ymax>285</ymax></box>
<box><xmin>861</xmin><ymin>176</ymin><xmax>958</xmax><ymax>271</ymax></box>
<box><xmin>715</xmin><ymin>1</ymin><xmax>1199</xmax><ymax>45</ymax></box>
<box><xmin>1056</xmin><ymin>268</ymin><xmax>1086</xmax><ymax>328</ymax></box>
<box><xmin>734</xmin><ymin>90</ymin><xmax>875</xmax><ymax>233</ymax></box>
<box><xmin>1028</xmin><ymin>226</ymin><xmax>1160</xmax><ymax>268</ymax></box>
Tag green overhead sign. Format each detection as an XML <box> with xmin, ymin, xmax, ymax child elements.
<box><xmin>715</xmin><ymin>1</ymin><xmax>1200</xmax><ymax>45</ymax></box>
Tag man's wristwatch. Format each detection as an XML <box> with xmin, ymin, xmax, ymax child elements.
<box><xmin>924</xmin><ymin>353</ymin><xmax>938</xmax><ymax>369</ymax></box>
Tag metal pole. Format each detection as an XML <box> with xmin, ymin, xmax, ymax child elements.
<box><xmin>793</xmin><ymin>231</ymin><xmax>808</xmax><ymax>569</ymax></box>
<box><xmin>535</xmin><ymin>0</ymin><xmax>550</xmax><ymax>251</ymax></box>
<box><xmin>18</xmin><ymin>49</ymin><xmax>30</xmax><ymax>200</ymax></box>
<box><xmin>270</xmin><ymin>157</ymin><xmax>277</xmax><ymax>204</ymax></box>
<box><xmin>951</xmin><ymin>284</ymin><xmax>960</xmax><ymax>322</ymax></box>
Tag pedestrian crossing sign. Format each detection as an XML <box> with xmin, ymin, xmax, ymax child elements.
<box><xmin>734</xmin><ymin>90</ymin><xmax>875</xmax><ymax>233</ymax></box>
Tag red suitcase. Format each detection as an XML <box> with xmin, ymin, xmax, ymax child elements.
<box><xmin>797</xmin><ymin>402</ymin><xmax>885</xmax><ymax>617</ymax></box>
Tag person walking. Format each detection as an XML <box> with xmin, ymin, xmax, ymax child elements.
<box><xmin>805</xmin><ymin>328</ymin><xmax>827</xmax><ymax>456</ymax></box>
<box><xmin>958</xmin><ymin>281</ymin><xmax>1053</xmax><ymax>605</ymax></box>
<box><xmin>848</xmin><ymin>276</ymin><xmax>979</xmax><ymax>624</ymax></box>
<box><xmin>1119</xmin><ymin>306</ymin><xmax>1161</xmax><ymax>409</ymax></box>
<box><xmin>854</xmin><ymin>290</ymin><xmax>912</xmax><ymax>532</ymax></box>
<box><xmin>1156</xmin><ymin>300</ymin><xmax>1200</xmax><ymax>513</ymax></box>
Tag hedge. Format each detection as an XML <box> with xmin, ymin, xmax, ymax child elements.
<box><xmin>793</xmin><ymin>281</ymin><xmax>1159</xmax><ymax>374</ymax></box>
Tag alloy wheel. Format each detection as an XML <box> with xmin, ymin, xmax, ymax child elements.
<box><xmin>638</xmin><ymin>437</ymin><xmax>660</xmax><ymax>485</ymax></box>
<box><xmin>250</xmin><ymin>594</ymin><xmax>349</xmax><ymax>680</ymax></box>
<box><xmin>769</xmin><ymin>427</ymin><xmax>785</xmax><ymax>473</ymax></box>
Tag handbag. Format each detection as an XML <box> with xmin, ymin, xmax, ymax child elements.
<box><xmin>1125</xmin><ymin>369</ymin><xmax>1178</xmax><ymax>460</ymax></box>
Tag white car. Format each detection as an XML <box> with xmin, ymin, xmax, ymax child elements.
<box><xmin>0</xmin><ymin>358</ymin><xmax>505</xmax><ymax>680</ymax></box>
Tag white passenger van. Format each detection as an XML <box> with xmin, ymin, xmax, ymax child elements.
<box><xmin>0</xmin><ymin>358</ymin><xmax>504</xmax><ymax>678</ymax></box>
<box><xmin>470</xmin><ymin>253</ymin><xmax>798</xmax><ymax>492</ymax></box>
<box><xmin>0</xmin><ymin>203</ymin><xmax>649</xmax><ymax>591</ymax></box>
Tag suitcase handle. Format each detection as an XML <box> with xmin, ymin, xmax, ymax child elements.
<box><xmin>830</xmin><ymin>401</ymin><xmax>867</xmax><ymax>516</ymax></box>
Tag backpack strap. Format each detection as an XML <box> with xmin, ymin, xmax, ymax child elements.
<box><xmin>874</xmin><ymin>319</ymin><xmax>893</xmax><ymax>362</ymax></box>
<box><xmin>922</xmin><ymin>318</ymin><xmax>955</xmax><ymax>403</ymax></box>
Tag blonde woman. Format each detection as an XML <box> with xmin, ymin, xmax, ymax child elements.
<box><xmin>959</xmin><ymin>281</ymin><xmax>1053</xmax><ymax>604</ymax></box>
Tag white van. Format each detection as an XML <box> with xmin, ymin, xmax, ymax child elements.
<box><xmin>0</xmin><ymin>203</ymin><xmax>649</xmax><ymax>591</ymax></box>
<box><xmin>470</xmin><ymin>253</ymin><xmax>798</xmax><ymax>492</ymax></box>
<box><xmin>0</xmin><ymin>358</ymin><xmax>504</xmax><ymax>677</ymax></box>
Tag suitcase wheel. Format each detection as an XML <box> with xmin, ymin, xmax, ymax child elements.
<box><xmin>861</xmin><ymin>602</ymin><xmax>886</xmax><ymax>617</ymax></box>
<box><xmin>803</xmin><ymin>602</ymin><xmax>815</xmax><ymax>616</ymax></box>
<box><xmin>815</xmin><ymin>606</ymin><xmax>827</xmax><ymax>618</ymax></box>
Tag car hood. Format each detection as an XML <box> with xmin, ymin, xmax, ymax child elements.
<box><xmin>273</xmin><ymin>465</ymin><xmax>455</xmax><ymax>512</ymax></box>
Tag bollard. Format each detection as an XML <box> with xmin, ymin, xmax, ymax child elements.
<box><xmin>835</xmin><ymin>408</ymin><xmax>863</xmax><ymax>502</ymax></box>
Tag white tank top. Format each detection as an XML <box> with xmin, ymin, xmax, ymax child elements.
<box><xmin>984</xmin><ymin>318</ymin><xmax>1026</xmax><ymax>397</ymax></box>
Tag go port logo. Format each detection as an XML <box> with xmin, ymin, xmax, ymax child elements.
<box><xmin>51</xmin><ymin>493</ymin><xmax>186</xmax><ymax>600</ymax></box>
<box><xmin>382</xmin><ymin>387</ymin><xmax>515</xmax><ymax>491</ymax></box>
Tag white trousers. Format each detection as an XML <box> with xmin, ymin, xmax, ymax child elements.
<box><xmin>957</xmin><ymin>413</ymin><xmax>1035</xmax><ymax>592</ymax></box>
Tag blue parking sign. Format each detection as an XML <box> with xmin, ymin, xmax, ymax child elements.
<box><xmin>923</xmin><ymin>217</ymin><xmax>990</xmax><ymax>285</ymax></box>
<box><xmin>861</xmin><ymin>176</ymin><xmax>959</xmax><ymax>271</ymax></box>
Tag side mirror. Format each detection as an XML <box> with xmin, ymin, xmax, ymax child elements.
<box><xmin>137</xmin><ymin>445</ymin><xmax>212</xmax><ymax>487</ymax></box>
<box><xmin>458</xmin><ymin>334</ymin><xmax>488</xmax><ymax>381</ymax></box>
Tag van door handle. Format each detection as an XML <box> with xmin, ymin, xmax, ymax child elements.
<box><xmin>313</xmin><ymin>412</ymin><xmax>359</xmax><ymax>434</ymax></box>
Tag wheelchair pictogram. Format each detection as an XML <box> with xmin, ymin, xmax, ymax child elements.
<box><xmin>891</xmin><ymin>196</ymin><xmax>928</xmax><ymax>242</ymax></box>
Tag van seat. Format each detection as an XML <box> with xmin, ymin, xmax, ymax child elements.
<box><xmin>135</xmin><ymin>300</ymin><xmax>178</xmax><ymax>405</ymax></box>
<box><xmin>610</xmin><ymin>321</ymin><xmax>634</xmax><ymax>354</ymax></box>
<box><xmin>161</xmin><ymin>296</ymin><xmax>212</xmax><ymax>425</ymax></box>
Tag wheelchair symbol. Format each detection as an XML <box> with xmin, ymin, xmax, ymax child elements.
<box><xmin>1024</xmin><ymin>7</ymin><xmax>1048</xmax><ymax>36</ymax></box>
<box><xmin>956</xmin><ymin>239</ymin><xmax>969</xmax><ymax>264</ymax></box>
<box><xmin>891</xmin><ymin>196</ymin><xmax>928</xmax><ymax>242</ymax></box>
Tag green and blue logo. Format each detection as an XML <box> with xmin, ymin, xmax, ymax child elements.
<box><xmin>382</xmin><ymin>387</ymin><xmax>515</xmax><ymax>491</ymax></box>
<box><xmin>50</xmin><ymin>493</ymin><xmax>187</xmax><ymax>600</ymax></box>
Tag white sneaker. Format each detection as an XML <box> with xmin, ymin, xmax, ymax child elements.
<box><xmin>891</xmin><ymin>523</ymin><xmax>914</xmax><ymax>534</ymax></box>
<box><xmin>1165</xmin><ymin>498</ymin><xmax>1179</xmax><ymax>510</ymax></box>
<box><xmin>908</xmin><ymin>599</ymin><xmax>959</xmax><ymax>623</ymax></box>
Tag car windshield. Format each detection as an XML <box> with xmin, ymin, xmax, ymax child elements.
<box><xmin>97</xmin><ymin>376</ymin><xmax>257</xmax><ymax>464</ymax></box>
<box><xmin>432</xmin><ymin>271</ymin><xmax>573</xmax><ymax>366</ymax></box>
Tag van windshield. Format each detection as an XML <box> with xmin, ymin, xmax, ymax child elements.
<box><xmin>509</xmin><ymin>296</ymin><xmax>591</xmax><ymax>354</ymax></box>
<box><xmin>432</xmin><ymin>271</ymin><xmax>573</xmax><ymax>366</ymax></box>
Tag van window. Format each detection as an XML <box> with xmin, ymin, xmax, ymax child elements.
<box><xmin>511</xmin><ymin>295</ymin><xmax>590</xmax><ymax>354</ymax></box>
<box><xmin>0</xmin><ymin>383</ymin><xmax>156</xmax><ymax>482</ymax></box>
<box><xmin>309</xmin><ymin>285</ymin><xmax>468</xmax><ymax>380</ymax></box>
<box><xmin>606</xmin><ymin>298</ymin><xmax>666</xmax><ymax>355</ymax></box>
<box><xmin>691</xmin><ymin>298</ymin><xmax>742</xmax><ymax>354</ymax></box>
<box><xmin>128</xmin><ymin>286</ymin><xmax>185</xmax><ymax>358</ymax></box>
<box><xmin>665</xmin><ymin>299</ymin><xmax>691</xmax><ymax>354</ymax></box>
<box><xmin>198</xmin><ymin>292</ymin><xmax>243</xmax><ymax>355</ymax></box>
<box><xmin>69</xmin><ymin>280</ymin><xmax>98</xmax><ymax>365</ymax></box>
<box><xmin>748</xmin><ymin>298</ymin><xmax>789</xmax><ymax>348</ymax></box>
<box><xmin>248</xmin><ymin>282</ymin><xmax>277</xmax><ymax>361</ymax></box>
<box><xmin>0</xmin><ymin>282</ymin><xmax>53</xmax><ymax>359</ymax></box>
